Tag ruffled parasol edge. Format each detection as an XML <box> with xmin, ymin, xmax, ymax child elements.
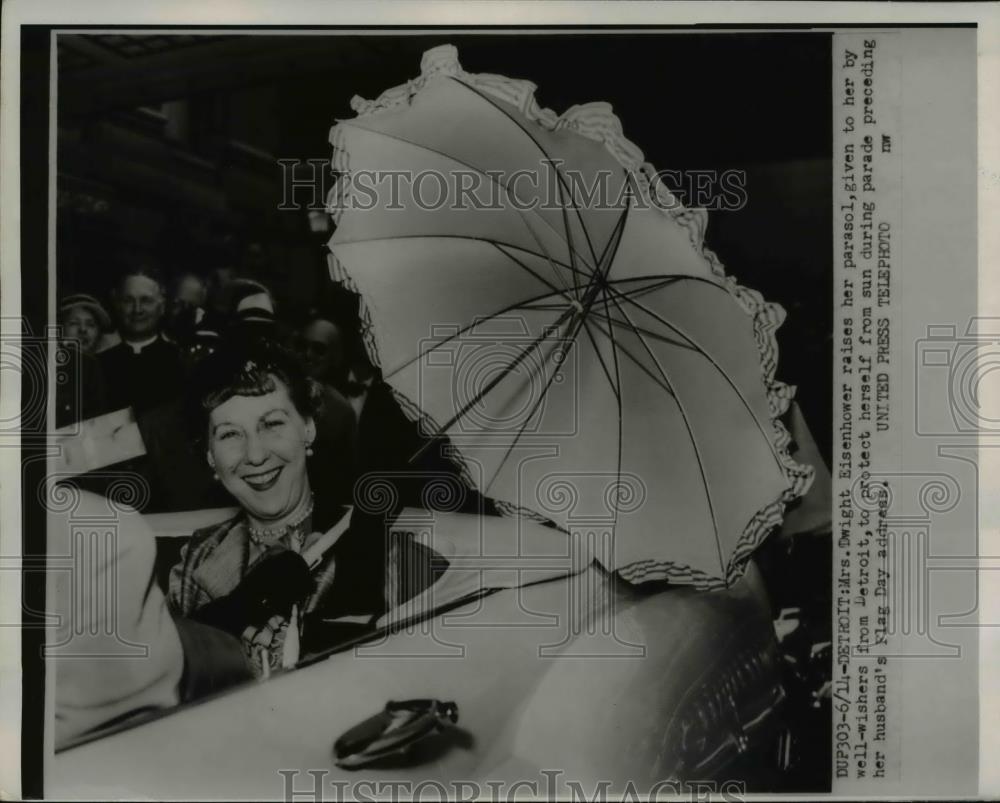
<box><xmin>330</xmin><ymin>44</ymin><xmax>816</xmax><ymax>589</ymax></box>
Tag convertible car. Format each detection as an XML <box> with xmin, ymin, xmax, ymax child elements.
<box><xmin>46</xmin><ymin>402</ymin><xmax>830</xmax><ymax>799</ymax></box>
<box><xmin>50</xmin><ymin>512</ymin><xmax>778</xmax><ymax>799</ymax></box>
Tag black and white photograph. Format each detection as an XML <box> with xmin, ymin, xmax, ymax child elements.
<box><xmin>1</xmin><ymin>5</ymin><xmax>994</xmax><ymax>801</ymax></box>
<box><xmin>39</xmin><ymin>28</ymin><xmax>834</xmax><ymax>797</ymax></box>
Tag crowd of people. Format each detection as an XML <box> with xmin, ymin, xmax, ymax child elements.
<box><xmin>57</xmin><ymin>266</ymin><xmax>358</xmax><ymax>426</ymax></box>
<box><xmin>56</xmin><ymin>265</ymin><xmax>370</xmax><ymax>510</ymax></box>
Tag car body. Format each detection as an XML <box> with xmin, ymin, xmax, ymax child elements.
<box><xmin>49</xmin><ymin>504</ymin><xmax>785</xmax><ymax>799</ymax></box>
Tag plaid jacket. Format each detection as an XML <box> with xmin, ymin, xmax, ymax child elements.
<box><xmin>167</xmin><ymin>511</ymin><xmax>394</xmax><ymax>618</ymax></box>
<box><xmin>167</xmin><ymin>512</ymin><xmax>445</xmax><ymax>622</ymax></box>
<box><xmin>168</xmin><ymin>514</ymin><xmax>251</xmax><ymax>617</ymax></box>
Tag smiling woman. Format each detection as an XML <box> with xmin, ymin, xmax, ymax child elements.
<box><xmin>203</xmin><ymin>359</ymin><xmax>316</xmax><ymax>525</ymax></box>
<box><xmin>168</xmin><ymin>338</ymin><xmax>384</xmax><ymax>676</ymax></box>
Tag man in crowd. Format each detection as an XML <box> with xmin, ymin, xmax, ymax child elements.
<box><xmin>166</xmin><ymin>271</ymin><xmax>209</xmax><ymax>345</ymax></box>
<box><xmin>86</xmin><ymin>267</ymin><xmax>233</xmax><ymax>512</ymax></box>
<box><xmin>225</xmin><ymin>277</ymin><xmax>301</xmax><ymax>354</ymax></box>
<box><xmin>298</xmin><ymin>316</ymin><xmax>348</xmax><ymax>394</ymax></box>
<box><xmin>204</xmin><ymin>264</ymin><xmax>239</xmax><ymax>325</ymax></box>
<box><xmin>99</xmin><ymin>266</ymin><xmax>185</xmax><ymax>415</ymax></box>
<box><xmin>295</xmin><ymin>315</ymin><xmax>357</xmax><ymax>502</ymax></box>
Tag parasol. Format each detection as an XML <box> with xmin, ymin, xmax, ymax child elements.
<box><xmin>326</xmin><ymin>45</ymin><xmax>813</xmax><ymax>588</ymax></box>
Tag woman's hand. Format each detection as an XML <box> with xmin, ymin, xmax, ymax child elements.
<box><xmin>191</xmin><ymin>548</ymin><xmax>313</xmax><ymax>638</ymax></box>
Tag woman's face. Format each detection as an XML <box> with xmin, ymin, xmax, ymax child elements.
<box><xmin>206</xmin><ymin>376</ymin><xmax>315</xmax><ymax>522</ymax></box>
<box><xmin>62</xmin><ymin>307</ymin><xmax>100</xmax><ymax>354</ymax></box>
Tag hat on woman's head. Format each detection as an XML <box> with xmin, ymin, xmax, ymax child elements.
<box><xmin>185</xmin><ymin>335</ymin><xmax>320</xmax><ymax>448</ymax></box>
<box><xmin>59</xmin><ymin>294</ymin><xmax>111</xmax><ymax>331</ymax></box>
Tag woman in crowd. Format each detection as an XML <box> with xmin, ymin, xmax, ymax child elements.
<box><xmin>56</xmin><ymin>294</ymin><xmax>111</xmax><ymax>427</ymax></box>
<box><xmin>168</xmin><ymin>337</ymin><xmax>387</xmax><ymax>675</ymax></box>
<box><xmin>60</xmin><ymin>293</ymin><xmax>109</xmax><ymax>356</ymax></box>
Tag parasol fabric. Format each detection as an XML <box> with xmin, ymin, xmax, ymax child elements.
<box><xmin>326</xmin><ymin>45</ymin><xmax>813</xmax><ymax>589</ymax></box>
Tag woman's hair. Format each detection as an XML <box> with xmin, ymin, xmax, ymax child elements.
<box><xmin>186</xmin><ymin>336</ymin><xmax>322</xmax><ymax>449</ymax></box>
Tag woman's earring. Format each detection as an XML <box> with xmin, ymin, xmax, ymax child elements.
<box><xmin>306</xmin><ymin>443</ymin><xmax>314</xmax><ymax>457</ymax></box>
<box><xmin>212</xmin><ymin>472</ymin><xmax>219</xmax><ymax>480</ymax></box>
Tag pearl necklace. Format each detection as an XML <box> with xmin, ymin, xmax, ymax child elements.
<box><xmin>247</xmin><ymin>496</ymin><xmax>315</xmax><ymax>547</ymax></box>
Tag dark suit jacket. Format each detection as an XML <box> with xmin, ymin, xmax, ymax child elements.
<box><xmin>55</xmin><ymin>345</ymin><xmax>111</xmax><ymax>428</ymax></box>
<box><xmin>309</xmin><ymin>384</ymin><xmax>358</xmax><ymax>506</ymax></box>
<box><xmin>99</xmin><ymin>335</ymin><xmax>185</xmax><ymax>414</ymax></box>
<box><xmin>353</xmin><ymin>380</ymin><xmax>497</xmax><ymax>519</ymax></box>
